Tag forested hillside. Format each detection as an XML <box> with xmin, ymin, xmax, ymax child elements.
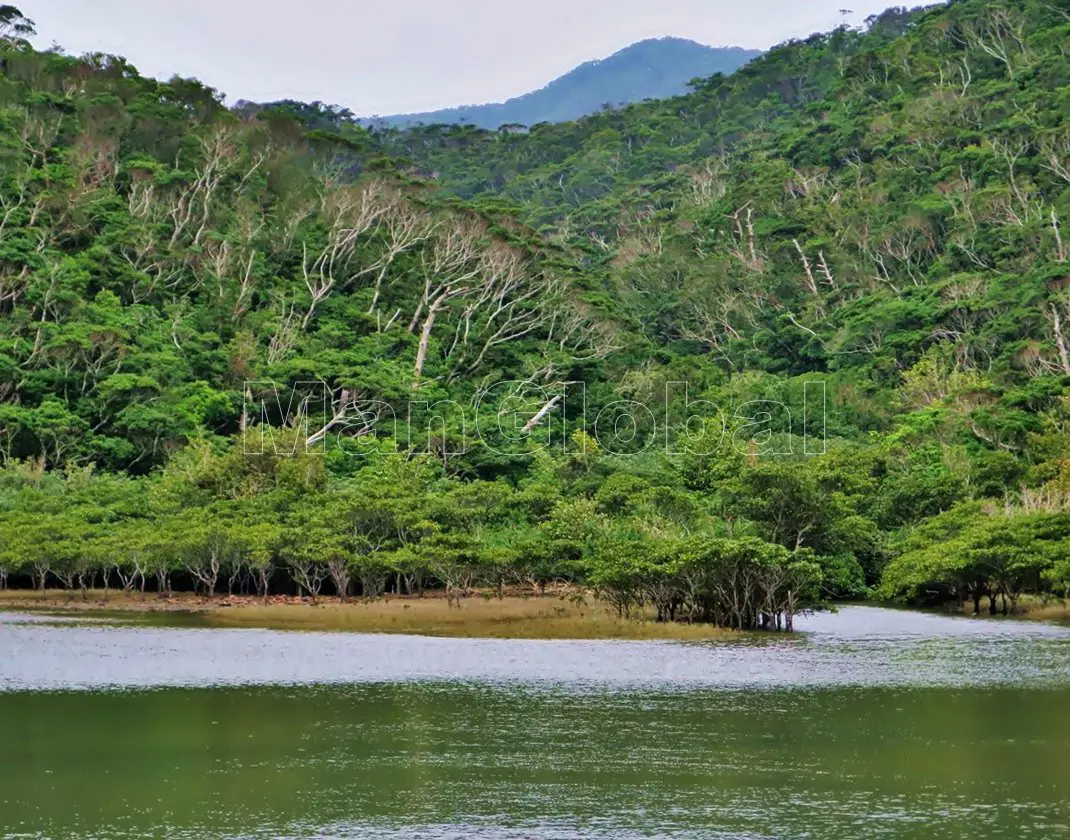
<box><xmin>1</xmin><ymin>0</ymin><xmax>1069</xmax><ymax>626</ymax></box>
<box><xmin>364</xmin><ymin>39</ymin><xmax>760</xmax><ymax>130</ymax></box>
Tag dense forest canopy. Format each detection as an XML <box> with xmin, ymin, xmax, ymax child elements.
<box><xmin>1</xmin><ymin>0</ymin><xmax>1070</xmax><ymax>627</ymax></box>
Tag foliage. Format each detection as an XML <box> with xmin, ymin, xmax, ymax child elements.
<box><xmin>3</xmin><ymin>0</ymin><xmax>1070</xmax><ymax>625</ymax></box>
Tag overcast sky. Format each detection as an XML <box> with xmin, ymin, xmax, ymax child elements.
<box><xmin>32</xmin><ymin>0</ymin><xmax>899</xmax><ymax>115</ymax></box>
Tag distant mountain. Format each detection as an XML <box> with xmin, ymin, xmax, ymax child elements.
<box><xmin>366</xmin><ymin>38</ymin><xmax>760</xmax><ymax>130</ymax></box>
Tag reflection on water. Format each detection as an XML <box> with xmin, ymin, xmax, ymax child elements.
<box><xmin>1</xmin><ymin>606</ymin><xmax>1069</xmax><ymax>839</ymax></box>
<box><xmin>2</xmin><ymin>605</ymin><xmax>1069</xmax><ymax>691</ymax></box>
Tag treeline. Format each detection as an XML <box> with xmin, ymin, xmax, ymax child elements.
<box><xmin>3</xmin><ymin>417</ymin><xmax>1070</xmax><ymax>625</ymax></box>
<box><xmin>0</xmin><ymin>434</ymin><xmax>831</xmax><ymax>631</ymax></box>
<box><xmin>881</xmin><ymin>497</ymin><xmax>1070</xmax><ymax>614</ymax></box>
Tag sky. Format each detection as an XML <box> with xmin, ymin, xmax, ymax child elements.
<box><xmin>31</xmin><ymin>0</ymin><xmax>900</xmax><ymax>116</ymax></box>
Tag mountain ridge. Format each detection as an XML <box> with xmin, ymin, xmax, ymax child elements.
<box><xmin>364</xmin><ymin>38</ymin><xmax>760</xmax><ymax>129</ymax></box>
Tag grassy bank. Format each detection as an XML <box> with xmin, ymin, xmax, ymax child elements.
<box><xmin>1017</xmin><ymin>597</ymin><xmax>1070</xmax><ymax>623</ymax></box>
<box><xmin>929</xmin><ymin>595</ymin><xmax>1070</xmax><ymax>623</ymax></box>
<box><xmin>0</xmin><ymin>589</ymin><xmax>730</xmax><ymax>640</ymax></box>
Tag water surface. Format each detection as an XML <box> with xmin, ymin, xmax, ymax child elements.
<box><xmin>2</xmin><ymin>606</ymin><xmax>1068</xmax><ymax>838</ymax></box>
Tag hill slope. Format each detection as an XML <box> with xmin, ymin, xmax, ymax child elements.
<box><xmin>366</xmin><ymin>38</ymin><xmax>760</xmax><ymax>129</ymax></box>
<box><xmin>3</xmin><ymin>1</ymin><xmax>1070</xmax><ymax>615</ymax></box>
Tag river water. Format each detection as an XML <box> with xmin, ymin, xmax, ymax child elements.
<box><xmin>1</xmin><ymin>606</ymin><xmax>1068</xmax><ymax>838</ymax></box>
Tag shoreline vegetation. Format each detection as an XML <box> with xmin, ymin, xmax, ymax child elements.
<box><xmin>0</xmin><ymin>589</ymin><xmax>733</xmax><ymax>640</ymax></box>
<box><xmin>998</xmin><ymin>596</ymin><xmax>1070</xmax><ymax>624</ymax></box>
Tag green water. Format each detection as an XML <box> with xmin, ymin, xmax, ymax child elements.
<box><xmin>2</xmin><ymin>607</ymin><xmax>1069</xmax><ymax>839</ymax></box>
